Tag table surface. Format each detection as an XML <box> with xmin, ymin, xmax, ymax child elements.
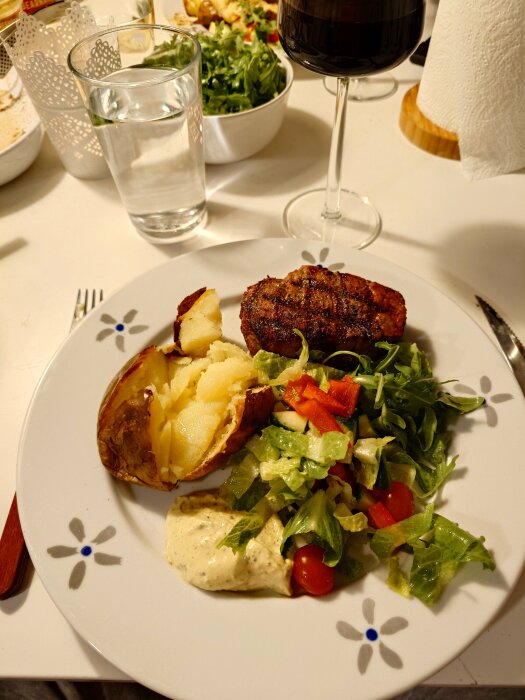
<box><xmin>1</xmin><ymin>0</ymin><xmax>525</xmax><ymax>690</ymax></box>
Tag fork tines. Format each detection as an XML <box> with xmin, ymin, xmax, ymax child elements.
<box><xmin>71</xmin><ymin>289</ymin><xmax>104</xmax><ymax>331</ymax></box>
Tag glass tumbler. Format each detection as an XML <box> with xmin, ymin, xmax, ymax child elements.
<box><xmin>69</xmin><ymin>25</ymin><xmax>207</xmax><ymax>244</ymax></box>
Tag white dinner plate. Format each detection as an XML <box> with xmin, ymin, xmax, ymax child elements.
<box><xmin>18</xmin><ymin>239</ymin><xmax>525</xmax><ymax>700</ymax></box>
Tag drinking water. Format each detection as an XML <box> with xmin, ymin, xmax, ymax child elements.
<box><xmin>88</xmin><ymin>67</ymin><xmax>206</xmax><ymax>241</ymax></box>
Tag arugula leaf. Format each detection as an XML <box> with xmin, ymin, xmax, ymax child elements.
<box><xmin>145</xmin><ymin>24</ymin><xmax>286</xmax><ymax>116</ymax></box>
<box><xmin>415</xmin><ymin>433</ymin><xmax>457</xmax><ymax>498</ymax></box>
<box><xmin>352</xmin><ymin>341</ymin><xmax>485</xmax><ymax>498</ymax></box>
<box><xmin>438</xmin><ymin>394</ymin><xmax>486</xmax><ymax>413</ymax></box>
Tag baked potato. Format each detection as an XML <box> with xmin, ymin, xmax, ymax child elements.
<box><xmin>97</xmin><ymin>288</ymin><xmax>274</xmax><ymax>491</ymax></box>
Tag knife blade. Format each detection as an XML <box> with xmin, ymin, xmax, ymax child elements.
<box><xmin>476</xmin><ymin>296</ymin><xmax>525</xmax><ymax>396</ymax></box>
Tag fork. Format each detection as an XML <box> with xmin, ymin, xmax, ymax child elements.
<box><xmin>0</xmin><ymin>289</ymin><xmax>104</xmax><ymax>600</ymax></box>
<box><xmin>71</xmin><ymin>288</ymin><xmax>104</xmax><ymax>331</ymax></box>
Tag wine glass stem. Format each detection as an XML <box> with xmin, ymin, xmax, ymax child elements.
<box><xmin>322</xmin><ymin>76</ymin><xmax>350</xmax><ymax>222</ymax></box>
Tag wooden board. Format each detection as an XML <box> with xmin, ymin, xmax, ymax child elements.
<box><xmin>399</xmin><ymin>83</ymin><xmax>460</xmax><ymax>161</ymax></box>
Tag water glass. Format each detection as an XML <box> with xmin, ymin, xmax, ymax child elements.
<box><xmin>68</xmin><ymin>25</ymin><xmax>206</xmax><ymax>244</ymax></box>
<box><xmin>77</xmin><ymin>0</ymin><xmax>155</xmax><ymax>26</ymax></box>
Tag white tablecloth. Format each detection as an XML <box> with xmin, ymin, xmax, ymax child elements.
<box><xmin>1</xmin><ymin>0</ymin><xmax>525</xmax><ymax>690</ymax></box>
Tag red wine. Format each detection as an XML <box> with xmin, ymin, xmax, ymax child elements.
<box><xmin>278</xmin><ymin>0</ymin><xmax>425</xmax><ymax>77</ymax></box>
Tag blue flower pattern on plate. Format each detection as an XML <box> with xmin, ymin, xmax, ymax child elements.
<box><xmin>301</xmin><ymin>247</ymin><xmax>345</xmax><ymax>271</ymax></box>
<box><xmin>453</xmin><ymin>375</ymin><xmax>513</xmax><ymax>428</ymax></box>
<box><xmin>47</xmin><ymin>518</ymin><xmax>121</xmax><ymax>590</ymax></box>
<box><xmin>96</xmin><ymin>309</ymin><xmax>149</xmax><ymax>352</ymax></box>
<box><xmin>337</xmin><ymin>598</ymin><xmax>408</xmax><ymax>674</ymax></box>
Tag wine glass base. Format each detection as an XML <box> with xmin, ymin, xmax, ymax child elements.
<box><xmin>282</xmin><ymin>188</ymin><xmax>382</xmax><ymax>249</ymax></box>
<box><xmin>324</xmin><ymin>74</ymin><xmax>398</xmax><ymax>101</ymax></box>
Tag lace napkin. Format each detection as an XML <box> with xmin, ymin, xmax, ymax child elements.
<box><xmin>417</xmin><ymin>0</ymin><xmax>525</xmax><ymax>180</ymax></box>
<box><xmin>4</xmin><ymin>2</ymin><xmax>109</xmax><ymax>179</ymax></box>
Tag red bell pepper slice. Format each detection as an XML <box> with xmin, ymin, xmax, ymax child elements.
<box><xmin>295</xmin><ymin>399</ymin><xmax>344</xmax><ymax>434</ymax></box>
<box><xmin>302</xmin><ymin>381</ymin><xmax>347</xmax><ymax>416</ymax></box>
<box><xmin>282</xmin><ymin>374</ymin><xmax>316</xmax><ymax>411</ymax></box>
<box><xmin>367</xmin><ymin>501</ymin><xmax>396</xmax><ymax>529</ymax></box>
<box><xmin>328</xmin><ymin>377</ymin><xmax>360</xmax><ymax>417</ymax></box>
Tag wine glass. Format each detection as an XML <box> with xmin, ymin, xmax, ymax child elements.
<box><xmin>323</xmin><ymin>73</ymin><xmax>398</xmax><ymax>102</ymax></box>
<box><xmin>278</xmin><ymin>0</ymin><xmax>426</xmax><ymax>247</ymax></box>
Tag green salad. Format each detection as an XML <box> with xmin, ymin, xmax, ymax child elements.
<box><xmin>237</xmin><ymin>0</ymin><xmax>279</xmax><ymax>44</ymax></box>
<box><xmin>144</xmin><ymin>23</ymin><xmax>287</xmax><ymax>116</ymax></box>
<box><xmin>217</xmin><ymin>335</ymin><xmax>495</xmax><ymax>606</ymax></box>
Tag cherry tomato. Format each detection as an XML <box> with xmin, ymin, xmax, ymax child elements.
<box><xmin>327</xmin><ymin>463</ymin><xmax>356</xmax><ymax>488</ymax></box>
<box><xmin>292</xmin><ymin>544</ymin><xmax>335</xmax><ymax>596</ymax></box>
<box><xmin>367</xmin><ymin>501</ymin><xmax>396</xmax><ymax>529</ymax></box>
<box><xmin>383</xmin><ymin>481</ymin><xmax>414</xmax><ymax>521</ymax></box>
<box><xmin>328</xmin><ymin>462</ymin><xmax>348</xmax><ymax>480</ymax></box>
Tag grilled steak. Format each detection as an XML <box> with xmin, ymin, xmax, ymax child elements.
<box><xmin>240</xmin><ymin>265</ymin><xmax>406</xmax><ymax>361</ymax></box>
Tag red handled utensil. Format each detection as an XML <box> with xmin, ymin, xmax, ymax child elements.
<box><xmin>0</xmin><ymin>494</ymin><xmax>29</xmax><ymax>599</ymax></box>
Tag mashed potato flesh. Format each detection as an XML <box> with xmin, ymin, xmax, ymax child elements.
<box><xmin>152</xmin><ymin>339</ymin><xmax>260</xmax><ymax>481</ymax></box>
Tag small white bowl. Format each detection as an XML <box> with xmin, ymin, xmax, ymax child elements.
<box><xmin>0</xmin><ymin>70</ymin><xmax>44</xmax><ymax>187</ymax></box>
<box><xmin>203</xmin><ymin>53</ymin><xmax>294</xmax><ymax>165</ymax></box>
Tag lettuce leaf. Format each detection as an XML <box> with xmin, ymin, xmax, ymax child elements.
<box><xmin>220</xmin><ymin>451</ymin><xmax>259</xmax><ymax>501</ymax></box>
<box><xmin>218</xmin><ymin>498</ymin><xmax>274</xmax><ymax>554</ymax></box>
<box><xmin>353</xmin><ymin>436</ymin><xmax>394</xmax><ymax>489</ymax></box>
<box><xmin>370</xmin><ymin>505</ymin><xmax>435</xmax><ymax>559</ymax></box>
<box><xmin>260</xmin><ymin>457</ymin><xmax>306</xmax><ymax>492</ymax></box>
<box><xmin>281</xmin><ymin>490</ymin><xmax>343</xmax><ymax>566</ymax></box>
<box><xmin>409</xmin><ymin>514</ymin><xmax>495</xmax><ymax>606</ymax></box>
<box><xmin>333</xmin><ymin>503</ymin><xmax>368</xmax><ymax>533</ymax></box>
<box><xmin>261</xmin><ymin>425</ymin><xmax>350</xmax><ymax>464</ymax></box>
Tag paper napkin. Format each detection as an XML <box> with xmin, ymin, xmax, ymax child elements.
<box><xmin>417</xmin><ymin>0</ymin><xmax>525</xmax><ymax>180</ymax></box>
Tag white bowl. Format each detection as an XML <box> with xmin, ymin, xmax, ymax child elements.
<box><xmin>203</xmin><ymin>53</ymin><xmax>294</xmax><ymax>165</ymax></box>
<box><xmin>0</xmin><ymin>70</ymin><xmax>44</xmax><ymax>186</ymax></box>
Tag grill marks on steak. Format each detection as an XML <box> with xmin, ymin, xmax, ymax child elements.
<box><xmin>240</xmin><ymin>265</ymin><xmax>406</xmax><ymax>359</ymax></box>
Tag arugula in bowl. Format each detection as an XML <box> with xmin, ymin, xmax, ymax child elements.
<box><xmin>144</xmin><ymin>23</ymin><xmax>287</xmax><ymax>116</ymax></box>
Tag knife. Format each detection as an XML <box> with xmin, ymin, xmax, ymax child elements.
<box><xmin>476</xmin><ymin>296</ymin><xmax>525</xmax><ymax>396</ymax></box>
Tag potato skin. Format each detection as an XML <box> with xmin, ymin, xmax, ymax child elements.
<box><xmin>97</xmin><ymin>289</ymin><xmax>275</xmax><ymax>491</ymax></box>
<box><xmin>98</xmin><ymin>388</ymin><xmax>175</xmax><ymax>491</ymax></box>
<box><xmin>173</xmin><ymin>287</ymin><xmax>206</xmax><ymax>344</ymax></box>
